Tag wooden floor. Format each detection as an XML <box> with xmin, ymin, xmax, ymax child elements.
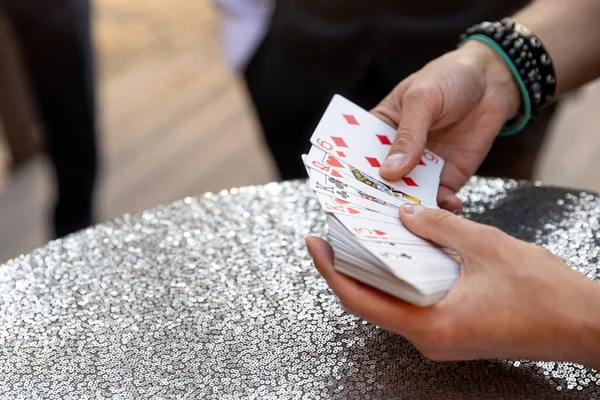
<box><xmin>0</xmin><ymin>0</ymin><xmax>599</xmax><ymax>263</ymax></box>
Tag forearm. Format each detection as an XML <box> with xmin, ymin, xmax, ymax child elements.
<box><xmin>513</xmin><ymin>0</ymin><xmax>600</xmax><ymax>97</ymax></box>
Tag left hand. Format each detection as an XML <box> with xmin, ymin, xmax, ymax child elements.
<box><xmin>370</xmin><ymin>41</ymin><xmax>521</xmax><ymax>213</ymax></box>
<box><xmin>306</xmin><ymin>205</ymin><xmax>600</xmax><ymax>368</ymax></box>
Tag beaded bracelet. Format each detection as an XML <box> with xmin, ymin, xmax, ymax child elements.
<box><xmin>461</xmin><ymin>18</ymin><xmax>556</xmax><ymax>114</ymax></box>
<box><xmin>459</xmin><ymin>18</ymin><xmax>557</xmax><ymax>135</ymax></box>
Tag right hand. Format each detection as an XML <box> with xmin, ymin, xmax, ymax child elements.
<box><xmin>372</xmin><ymin>41</ymin><xmax>522</xmax><ymax>213</ymax></box>
<box><xmin>306</xmin><ymin>205</ymin><xmax>600</xmax><ymax>369</ymax></box>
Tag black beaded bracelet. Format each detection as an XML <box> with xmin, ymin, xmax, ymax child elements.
<box><xmin>460</xmin><ymin>18</ymin><xmax>556</xmax><ymax>117</ymax></box>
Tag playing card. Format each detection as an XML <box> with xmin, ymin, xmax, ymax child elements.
<box><xmin>311</xmin><ymin>189</ymin><xmax>400</xmax><ymax>224</ymax></box>
<box><xmin>360</xmin><ymin>240</ymin><xmax>458</xmax><ymax>267</ymax></box>
<box><xmin>307</xmin><ymin>168</ymin><xmax>402</xmax><ymax>220</ymax></box>
<box><xmin>328</xmin><ymin>213</ymin><xmax>431</xmax><ymax>246</ymax></box>
<box><xmin>303</xmin><ymin>94</ymin><xmax>459</xmax><ymax>307</ymax></box>
<box><xmin>335</xmin><ymin>240</ymin><xmax>459</xmax><ymax>283</ymax></box>
<box><xmin>332</xmin><ymin>259</ymin><xmax>452</xmax><ymax>306</ymax></box>
<box><xmin>304</xmin><ymin>148</ymin><xmax>425</xmax><ymax>207</ymax></box>
<box><xmin>309</xmin><ymin>95</ymin><xmax>443</xmax><ymax>206</ymax></box>
<box><xmin>304</xmin><ymin>154</ymin><xmax>402</xmax><ymax>211</ymax></box>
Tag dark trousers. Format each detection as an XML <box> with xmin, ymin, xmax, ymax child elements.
<box><xmin>4</xmin><ymin>0</ymin><xmax>97</xmax><ymax>238</ymax></box>
<box><xmin>243</xmin><ymin>11</ymin><xmax>553</xmax><ymax>182</ymax></box>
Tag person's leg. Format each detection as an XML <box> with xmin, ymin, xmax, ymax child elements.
<box><xmin>243</xmin><ymin>34</ymin><xmax>314</xmax><ymax>180</ymax></box>
<box><xmin>243</xmin><ymin>33</ymin><xmax>368</xmax><ymax>181</ymax></box>
<box><xmin>241</xmin><ymin>2</ymin><xmax>380</xmax><ymax>181</ymax></box>
<box><xmin>7</xmin><ymin>0</ymin><xmax>98</xmax><ymax>237</ymax></box>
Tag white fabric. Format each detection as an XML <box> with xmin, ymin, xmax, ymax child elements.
<box><xmin>214</xmin><ymin>0</ymin><xmax>273</xmax><ymax>72</ymax></box>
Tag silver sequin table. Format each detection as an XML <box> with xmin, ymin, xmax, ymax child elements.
<box><xmin>1</xmin><ymin>178</ymin><xmax>600</xmax><ymax>399</ymax></box>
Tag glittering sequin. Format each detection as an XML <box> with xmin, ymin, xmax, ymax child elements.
<box><xmin>0</xmin><ymin>178</ymin><xmax>599</xmax><ymax>399</ymax></box>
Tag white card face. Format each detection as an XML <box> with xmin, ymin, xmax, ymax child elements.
<box><xmin>307</xmin><ymin>168</ymin><xmax>401</xmax><ymax>220</ymax></box>
<box><xmin>304</xmin><ymin>148</ymin><xmax>426</xmax><ymax>207</ymax></box>
<box><xmin>309</xmin><ymin>95</ymin><xmax>444</xmax><ymax>206</ymax></box>
<box><xmin>311</xmin><ymin>189</ymin><xmax>400</xmax><ymax>224</ymax></box>
<box><xmin>361</xmin><ymin>241</ymin><xmax>459</xmax><ymax>269</ymax></box>
<box><xmin>330</xmin><ymin>214</ymin><xmax>432</xmax><ymax>246</ymax></box>
<box><xmin>345</xmin><ymin>244</ymin><xmax>459</xmax><ymax>283</ymax></box>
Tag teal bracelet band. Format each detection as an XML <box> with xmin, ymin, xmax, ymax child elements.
<box><xmin>458</xmin><ymin>34</ymin><xmax>532</xmax><ymax>136</ymax></box>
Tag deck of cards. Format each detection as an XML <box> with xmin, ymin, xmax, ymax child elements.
<box><xmin>303</xmin><ymin>95</ymin><xmax>460</xmax><ymax>307</ymax></box>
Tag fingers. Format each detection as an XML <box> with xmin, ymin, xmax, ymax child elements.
<box><xmin>370</xmin><ymin>108</ymin><xmax>399</xmax><ymax>128</ymax></box>
<box><xmin>305</xmin><ymin>237</ymin><xmax>336</xmax><ymax>281</ymax></box>
<box><xmin>305</xmin><ymin>236</ymin><xmax>423</xmax><ymax>332</ymax></box>
<box><xmin>380</xmin><ymin>87</ymin><xmax>443</xmax><ymax>181</ymax></box>
<box><xmin>436</xmin><ymin>186</ymin><xmax>463</xmax><ymax>215</ymax></box>
<box><xmin>398</xmin><ymin>205</ymin><xmax>479</xmax><ymax>253</ymax></box>
<box><xmin>305</xmin><ymin>237</ymin><xmax>391</xmax><ymax>304</ymax></box>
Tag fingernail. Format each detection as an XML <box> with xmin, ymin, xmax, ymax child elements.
<box><xmin>401</xmin><ymin>204</ymin><xmax>425</xmax><ymax>215</ymax></box>
<box><xmin>381</xmin><ymin>153</ymin><xmax>407</xmax><ymax>173</ymax></box>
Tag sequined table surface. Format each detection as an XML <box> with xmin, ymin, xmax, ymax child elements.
<box><xmin>1</xmin><ymin>178</ymin><xmax>599</xmax><ymax>399</ymax></box>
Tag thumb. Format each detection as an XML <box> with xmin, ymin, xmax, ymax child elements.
<box><xmin>379</xmin><ymin>88</ymin><xmax>441</xmax><ymax>181</ymax></box>
<box><xmin>398</xmin><ymin>204</ymin><xmax>478</xmax><ymax>254</ymax></box>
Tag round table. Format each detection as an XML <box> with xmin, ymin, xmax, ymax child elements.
<box><xmin>1</xmin><ymin>178</ymin><xmax>599</xmax><ymax>399</ymax></box>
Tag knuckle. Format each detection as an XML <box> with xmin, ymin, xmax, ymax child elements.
<box><xmin>393</xmin><ymin>128</ymin><xmax>420</xmax><ymax>147</ymax></box>
<box><xmin>465</xmin><ymin>225</ymin><xmax>499</xmax><ymax>256</ymax></box>
<box><xmin>404</xmin><ymin>86</ymin><xmax>434</xmax><ymax>104</ymax></box>
<box><xmin>404</xmin><ymin>86</ymin><xmax>440</xmax><ymax>111</ymax></box>
<box><xmin>422</xmin><ymin>210</ymin><xmax>454</xmax><ymax>228</ymax></box>
<box><xmin>475</xmin><ymin>225</ymin><xmax>505</xmax><ymax>248</ymax></box>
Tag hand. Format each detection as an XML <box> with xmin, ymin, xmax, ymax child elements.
<box><xmin>306</xmin><ymin>205</ymin><xmax>600</xmax><ymax>369</ymax></box>
<box><xmin>372</xmin><ymin>41</ymin><xmax>521</xmax><ymax>213</ymax></box>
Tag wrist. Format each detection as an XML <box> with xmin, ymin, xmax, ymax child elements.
<box><xmin>458</xmin><ymin>40</ymin><xmax>521</xmax><ymax>121</ymax></box>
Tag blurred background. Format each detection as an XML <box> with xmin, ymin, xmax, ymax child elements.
<box><xmin>0</xmin><ymin>0</ymin><xmax>599</xmax><ymax>263</ymax></box>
